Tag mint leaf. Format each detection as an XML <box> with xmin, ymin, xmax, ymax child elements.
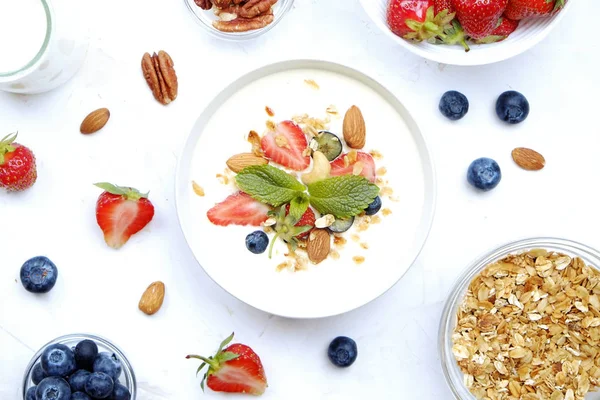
<box><xmin>236</xmin><ymin>165</ymin><xmax>305</xmax><ymax>207</ymax></box>
<box><xmin>307</xmin><ymin>176</ymin><xmax>380</xmax><ymax>218</ymax></box>
<box><xmin>288</xmin><ymin>194</ymin><xmax>309</xmax><ymax>225</ymax></box>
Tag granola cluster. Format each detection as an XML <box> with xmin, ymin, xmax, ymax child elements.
<box><xmin>452</xmin><ymin>249</ymin><xmax>600</xmax><ymax>400</ymax></box>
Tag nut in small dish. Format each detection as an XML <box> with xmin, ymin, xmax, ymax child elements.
<box><xmin>141</xmin><ymin>51</ymin><xmax>178</xmax><ymax>105</ymax></box>
<box><xmin>193</xmin><ymin>0</ymin><xmax>279</xmax><ymax>33</ymax></box>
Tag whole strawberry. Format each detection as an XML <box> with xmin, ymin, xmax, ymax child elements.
<box><xmin>504</xmin><ymin>0</ymin><xmax>565</xmax><ymax>20</ymax></box>
<box><xmin>94</xmin><ymin>182</ymin><xmax>155</xmax><ymax>249</ymax></box>
<box><xmin>387</xmin><ymin>0</ymin><xmax>454</xmax><ymax>42</ymax></box>
<box><xmin>476</xmin><ymin>16</ymin><xmax>519</xmax><ymax>43</ymax></box>
<box><xmin>187</xmin><ymin>333</ymin><xmax>268</xmax><ymax>396</ymax></box>
<box><xmin>451</xmin><ymin>0</ymin><xmax>508</xmax><ymax>40</ymax></box>
<box><xmin>0</xmin><ymin>132</ymin><xmax>37</xmax><ymax>192</ymax></box>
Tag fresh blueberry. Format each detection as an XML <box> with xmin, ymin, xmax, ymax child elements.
<box><xmin>439</xmin><ymin>90</ymin><xmax>469</xmax><ymax>121</ymax></box>
<box><xmin>75</xmin><ymin>340</ymin><xmax>98</xmax><ymax>371</ymax></box>
<box><xmin>69</xmin><ymin>369</ymin><xmax>91</xmax><ymax>392</ymax></box>
<box><xmin>20</xmin><ymin>256</ymin><xmax>58</xmax><ymax>293</ymax></box>
<box><xmin>85</xmin><ymin>372</ymin><xmax>114</xmax><ymax>399</ymax></box>
<box><xmin>32</xmin><ymin>362</ymin><xmax>47</xmax><ymax>385</ymax></box>
<box><xmin>26</xmin><ymin>386</ymin><xmax>37</xmax><ymax>400</ymax></box>
<box><xmin>364</xmin><ymin>196</ymin><xmax>382</xmax><ymax>216</ymax></box>
<box><xmin>41</xmin><ymin>344</ymin><xmax>77</xmax><ymax>377</ymax></box>
<box><xmin>93</xmin><ymin>353</ymin><xmax>122</xmax><ymax>382</ymax></box>
<box><xmin>36</xmin><ymin>377</ymin><xmax>71</xmax><ymax>400</ymax></box>
<box><xmin>327</xmin><ymin>336</ymin><xmax>358</xmax><ymax>368</ymax></box>
<box><xmin>71</xmin><ymin>393</ymin><xmax>92</xmax><ymax>400</ymax></box>
<box><xmin>495</xmin><ymin>90</ymin><xmax>529</xmax><ymax>124</ymax></box>
<box><xmin>109</xmin><ymin>383</ymin><xmax>131</xmax><ymax>400</ymax></box>
<box><xmin>245</xmin><ymin>231</ymin><xmax>269</xmax><ymax>254</ymax></box>
<box><xmin>467</xmin><ymin>157</ymin><xmax>502</xmax><ymax>191</ymax></box>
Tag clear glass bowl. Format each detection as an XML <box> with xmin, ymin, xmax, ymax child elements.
<box><xmin>22</xmin><ymin>333</ymin><xmax>136</xmax><ymax>399</ymax></box>
<box><xmin>439</xmin><ymin>237</ymin><xmax>600</xmax><ymax>399</ymax></box>
<box><xmin>183</xmin><ymin>0</ymin><xmax>294</xmax><ymax>40</ymax></box>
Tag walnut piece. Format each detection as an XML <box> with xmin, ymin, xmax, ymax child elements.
<box><xmin>211</xmin><ymin>0</ymin><xmax>232</xmax><ymax>8</ymax></box>
<box><xmin>194</xmin><ymin>0</ymin><xmax>213</xmax><ymax>10</ymax></box>
<box><xmin>141</xmin><ymin>51</ymin><xmax>178</xmax><ymax>105</ymax></box>
<box><xmin>212</xmin><ymin>11</ymin><xmax>274</xmax><ymax>32</ymax></box>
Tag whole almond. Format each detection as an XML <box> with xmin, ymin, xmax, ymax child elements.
<box><xmin>226</xmin><ymin>153</ymin><xmax>268</xmax><ymax>173</ymax></box>
<box><xmin>343</xmin><ymin>105</ymin><xmax>366</xmax><ymax>149</ymax></box>
<box><xmin>307</xmin><ymin>229</ymin><xmax>331</xmax><ymax>264</ymax></box>
<box><xmin>512</xmin><ymin>147</ymin><xmax>545</xmax><ymax>171</ymax></box>
<box><xmin>80</xmin><ymin>108</ymin><xmax>110</xmax><ymax>134</ymax></box>
<box><xmin>138</xmin><ymin>281</ymin><xmax>165</xmax><ymax>315</ymax></box>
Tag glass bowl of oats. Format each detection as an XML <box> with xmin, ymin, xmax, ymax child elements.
<box><xmin>440</xmin><ymin>237</ymin><xmax>600</xmax><ymax>400</ymax></box>
<box><xmin>183</xmin><ymin>0</ymin><xmax>294</xmax><ymax>40</ymax></box>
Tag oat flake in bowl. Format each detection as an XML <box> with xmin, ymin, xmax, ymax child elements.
<box><xmin>439</xmin><ymin>238</ymin><xmax>600</xmax><ymax>400</ymax></box>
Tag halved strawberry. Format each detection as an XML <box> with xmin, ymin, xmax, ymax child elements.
<box><xmin>187</xmin><ymin>333</ymin><xmax>268</xmax><ymax>396</ymax></box>
<box><xmin>94</xmin><ymin>182</ymin><xmax>155</xmax><ymax>249</ymax></box>
<box><xmin>285</xmin><ymin>203</ymin><xmax>316</xmax><ymax>240</ymax></box>
<box><xmin>207</xmin><ymin>192</ymin><xmax>270</xmax><ymax>227</ymax></box>
<box><xmin>260</xmin><ymin>121</ymin><xmax>310</xmax><ymax>171</ymax></box>
<box><xmin>329</xmin><ymin>152</ymin><xmax>377</xmax><ymax>183</ymax></box>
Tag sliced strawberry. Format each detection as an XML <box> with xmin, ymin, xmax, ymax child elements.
<box><xmin>95</xmin><ymin>183</ymin><xmax>155</xmax><ymax>249</ymax></box>
<box><xmin>329</xmin><ymin>152</ymin><xmax>377</xmax><ymax>183</ymax></box>
<box><xmin>285</xmin><ymin>203</ymin><xmax>316</xmax><ymax>240</ymax></box>
<box><xmin>260</xmin><ymin>121</ymin><xmax>310</xmax><ymax>171</ymax></box>
<box><xmin>187</xmin><ymin>333</ymin><xmax>268</xmax><ymax>396</ymax></box>
<box><xmin>207</xmin><ymin>192</ymin><xmax>270</xmax><ymax>227</ymax></box>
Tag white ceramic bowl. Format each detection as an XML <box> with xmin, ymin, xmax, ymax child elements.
<box><xmin>359</xmin><ymin>0</ymin><xmax>573</xmax><ymax>66</ymax></box>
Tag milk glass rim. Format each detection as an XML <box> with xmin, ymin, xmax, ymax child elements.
<box><xmin>0</xmin><ymin>0</ymin><xmax>53</xmax><ymax>81</ymax></box>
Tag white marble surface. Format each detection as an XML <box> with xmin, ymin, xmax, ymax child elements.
<box><xmin>1</xmin><ymin>0</ymin><xmax>599</xmax><ymax>399</ymax></box>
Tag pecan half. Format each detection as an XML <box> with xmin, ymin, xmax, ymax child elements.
<box><xmin>194</xmin><ymin>0</ymin><xmax>213</xmax><ymax>10</ymax></box>
<box><xmin>141</xmin><ymin>51</ymin><xmax>178</xmax><ymax>105</ymax></box>
<box><xmin>238</xmin><ymin>0</ymin><xmax>278</xmax><ymax>18</ymax></box>
<box><xmin>213</xmin><ymin>12</ymin><xmax>274</xmax><ymax>32</ymax></box>
<box><xmin>211</xmin><ymin>0</ymin><xmax>232</xmax><ymax>8</ymax></box>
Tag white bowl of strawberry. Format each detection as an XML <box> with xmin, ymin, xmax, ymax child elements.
<box><xmin>360</xmin><ymin>0</ymin><xmax>572</xmax><ymax>65</ymax></box>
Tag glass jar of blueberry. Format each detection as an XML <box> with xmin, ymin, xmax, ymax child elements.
<box><xmin>22</xmin><ymin>334</ymin><xmax>136</xmax><ymax>400</ymax></box>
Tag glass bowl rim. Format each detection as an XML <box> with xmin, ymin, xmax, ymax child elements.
<box><xmin>21</xmin><ymin>333</ymin><xmax>137</xmax><ymax>399</ymax></box>
<box><xmin>182</xmin><ymin>0</ymin><xmax>294</xmax><ymax>41</ymax></box>
<box><xmin>438</xmin><ymin>236</ymin><xmax>600</xmax><ymax>400</ymax></box>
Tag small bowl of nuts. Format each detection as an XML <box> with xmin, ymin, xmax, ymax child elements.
<box><xmin>184</xmin><ymin>0</ymin><xmax>293</xmax><ymax>40</ymax></box>
<box><xmin>440</xmin><ymin>237</ymin><xmax>600</xmax><ymax>400</ymax></box>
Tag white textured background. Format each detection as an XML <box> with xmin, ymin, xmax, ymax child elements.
<box><xmin>1</xmin><ymin>0</ymin><xmax>598</xmax><ymax>398</ymax></box>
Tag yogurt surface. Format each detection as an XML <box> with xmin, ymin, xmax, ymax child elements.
<box><xmin>0</xmin><ymin>0</ymin><xmax>49</xmax><ymax>74</ymax></box>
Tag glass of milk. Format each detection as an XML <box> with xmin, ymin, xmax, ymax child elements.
<box><xmin>0</xmin><ymin>0</ymin><xmax>89</xmax><ymax>94</ymax></box>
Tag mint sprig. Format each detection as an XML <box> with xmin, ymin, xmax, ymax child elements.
<box><xmin>307</xmin><ymin>176</ymin><xmax>380</xmax><ymax>217</ymax></box>
<box><xmin>235</xmin><ymin>165</ymin><xmax>380</xmax><ymax>219</ymax></box>
<box><xmin>235</xmin><ymin>165</ymin><xmax>305</xmax><ymax>207</ymax></box>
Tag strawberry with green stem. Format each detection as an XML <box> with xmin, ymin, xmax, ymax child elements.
<box><xmin>504</xmin><ymin>0</ymin><xmax>565</xmax><ymax>20</ymax></box>
<box><xmin>0</xmin><ymin>132</ymin><xmax>37</xmax><ymax>192</ymax></box>
<box><xmin>475</xmin><ymin>16</ymin><xmax>519</xmax><ymax>43</ymax></box>
<box><xmin>451</xmin><ymin>0</ymin><xmax>508</xmax><ymax>40</ymax></box>
<box><xmin>95</xmin><ymin>182</ymin><xmax>155</xmax><ymax>249</ymax></box>
<box><xmin>266</xmin><ymin>196</ymin><xmax>313</xmax><ymax>258</ymax></box>
<box><xmin>387</xmin><ymin>1</ymin><xmax>456</xmax><ymax>43</ymax></box>
<box><xmin>186</xmin><ymin>333</ymin><xmax>268</xmax><ymax>396</ymax></box>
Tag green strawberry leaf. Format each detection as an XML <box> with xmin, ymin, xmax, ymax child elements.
<box><xmin>287</xmin><ymin>193</ymin><xmax>310</xmax><ymax>225</ymax></box>
<box><xmin>218</xmin><ymin>351</ymin><xmax>241</xmax><ymax>363</ymax></box>
<box><xmin>235</xmin><ymin>165</ymin><xmax>305</xmax><ymax>207</ymax></box>
<box><xmin>307</xmin><ymin>175</ymin><xmax>380</xmax><ymax>218</ymax></box>
<box><xmin>93</xmin><ymin>182</ymin><xmax>148</xmax><ymax>200</ymax></box>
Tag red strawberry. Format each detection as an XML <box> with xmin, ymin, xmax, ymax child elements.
<box><xmin>504</xmin><ymin>0</ymin><xmax>565</xmax><ymax>20</ymax></box>
<box><xmin>285</xmin><ymin>203</ymin><xmax>316</xmax><ymax>240</ymax></box>
<box><xmin>207</xmin><ymin>192</ymin><xmax>270</xmax><ymax>227</ymax></box>
<box><xmin>95</xmin><ymin>183</ymin><xmax>155</xmax><ymax>249</ymax></box>
<box><xmin>475</xmin><ymin>16</ymin><xmax>519</xmax><ymax>43</ymax></box>
<box><xmin>387</xmin><ymin>0</ymin><xmax>454</xmax><ymax>42</ymax></box>
<box><xmin>260</xmin><ymin>121</ymin><xmax>309</xmax><ymax>171</ymax></box>
<box><xmin>0</xmin><ymin>132</ymin><xmax>37</xmax><ymax>192</ymax></box>
<box><xmin>451</xmin><ymin>0</ymin><xmax>508</xmax><ymax>40</ymax></box>
<box><xmin>434</xmin><ymin>0</ymin><xmax>454</xmax><ymax>13</ymax></box>
<box><xmin>330</xmin><ymin>152</ymin><xmax>377</xmax><ymax>183</ymax></box>
<box><xmin>187</xmin><ymin>333</ymin><xmax>267</xmax><ymax>396</ymax></box>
